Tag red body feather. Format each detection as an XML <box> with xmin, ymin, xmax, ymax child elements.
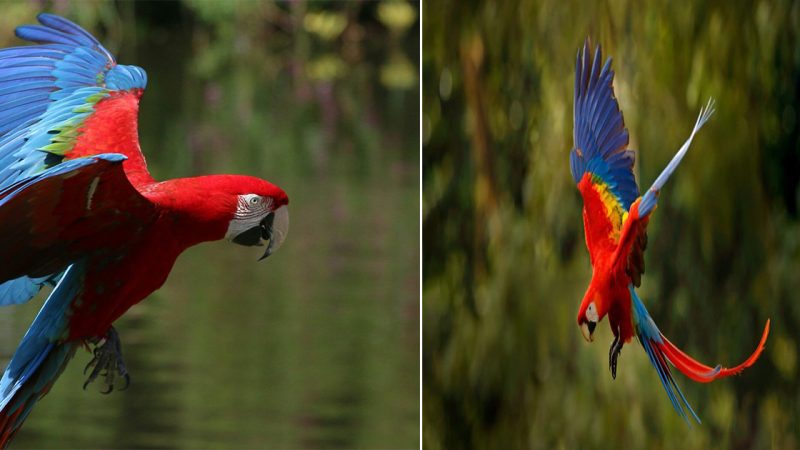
<box><xmin>577</xmin><ymin>173</ymin><xmax>635</xmax><ymax>342</ymax></box>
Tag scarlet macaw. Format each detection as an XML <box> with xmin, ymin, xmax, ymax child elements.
<box><xmin>571</xmin><ymin>40</ymin><xmax>770</xmax><ymax>422</ymax></box>
<box><xmin>0</xmin><ymin>14</ymin><xmax>289</xmax><ymax>445</ymax></box>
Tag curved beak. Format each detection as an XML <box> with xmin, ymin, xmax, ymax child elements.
<box><xmin>580</xmin><ymin>321</ymin><xmax>596</xmax><ymax>343</ymax></box>
<box><xmin>259</xmin><ymin>206</ymin><xmax>289</xmax><ymax>261</ymax></box>
<box><xmin>231</xmin><ymin>206</ymin><xmax>289</xmax><ymax>260</ymax></box>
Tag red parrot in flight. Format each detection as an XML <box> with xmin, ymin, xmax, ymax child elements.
<box><xmin>0</xmin><ymin>14</ymin><xmax>289</xmax><ymax>445</ymax></box>
<box><xmin>570</xmin><ymin>40</ymin><xmax>770</xmax><ymax>422</ymax></box>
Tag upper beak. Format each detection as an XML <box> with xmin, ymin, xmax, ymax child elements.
<box><xmin>258</xmin><ymin>206</ymin><xmax>289</xmax><ymax>261</ymax></box>
<box><xmin>580</xmin><ymin>321</ymin><xmax>596</xmax><ymax>342</ymax></box>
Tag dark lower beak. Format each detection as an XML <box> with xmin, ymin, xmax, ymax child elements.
<box><xmin>232</xmin><ymin>206</ymin><xmax>288</xmax><ymax>261</ymax></box>
<box><xmin>580</xmin><ymin>321</ymin><xmax>597</xmax><ymax>342</ymax></box>
<box><xmin>231</xmin><ymin>213</ymin><xmax>274</xmax><ymax>261</ymax></box>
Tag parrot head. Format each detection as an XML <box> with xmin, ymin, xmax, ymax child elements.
<box><xmin>577</xmin><ymin>288</ymin><xmax>605</xmax><ymax>342</ymax></box>
<box><xmin>152</xmin><ymin>174</ymin><xmax>289</xmax><ymax>259</ymax></box>
<box><xmin>222</xmin><ymin>177</ymin><xmax>289</xmax><ymax>260</ymax></box>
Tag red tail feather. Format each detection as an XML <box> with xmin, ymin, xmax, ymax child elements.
<box><xmin>657</xmin><ymin>319</ymin><xmax>770</xmax><ymax>383</ymax></box>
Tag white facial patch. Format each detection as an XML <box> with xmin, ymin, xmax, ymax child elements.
<box><xmin>586</xmin><ymin>302</ymin><xmax>599</xmax><ymax>323</ymax></box>
<box><xmin>225</xmin><ymin>194</ymin><xmax>272</xmax><ymax>240</ymax></box>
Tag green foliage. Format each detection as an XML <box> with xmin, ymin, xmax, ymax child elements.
<box><xmin>423</xmin><ymin>0</ymin><xmax>800</xmax><ymax>448</ymax></box>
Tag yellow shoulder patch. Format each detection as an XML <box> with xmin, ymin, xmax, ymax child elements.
<box><xmin>592</xmin><ymin>181</ymin><xmax>628</xmax><ymax>242</ymax></box>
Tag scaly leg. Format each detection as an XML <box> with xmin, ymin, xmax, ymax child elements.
<box><xmin>83</xmin><ymin>326</ymin><xmax>130</xmax><ymax>393</ymax></box>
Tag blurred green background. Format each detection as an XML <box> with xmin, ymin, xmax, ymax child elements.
<box><xmin>423</xmin><ymin>0</ymin><xmax>798</xmax><ymax>448</ymax></box>
<box><xmin>0</xmin><ymin>1</ymin><xmax>419</xmax><ymax>449</ymax></box>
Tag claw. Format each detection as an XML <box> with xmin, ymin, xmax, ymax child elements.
<box><xmin>118</xmin><ymin>373</ymin><xmax>130</xmax><ymax>391</ymax></box>
<box><xmin>83</xmin><ymin>357</ymin><xmax>95</xmax><ymax>375</ymax></box>
<box><xmin>610</xmin><ymin>345</ymin><xmax>621</xmax><ymax>379</ymax></box>
<box><xmin>82</xmin><ymin>326</ymin><xmax>130</xmax><ymax>393</ymax></box>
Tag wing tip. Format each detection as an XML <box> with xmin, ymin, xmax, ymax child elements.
<box><xmin>36</xmin><ymin>12</ymin><xmax>59</xmax><ymax>23</ymax></box>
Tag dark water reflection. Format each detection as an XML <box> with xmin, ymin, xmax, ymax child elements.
<box><xmin>0</xmin><ymin>3</ymin><xmax>418</xmax><ymax>449</ymax></box>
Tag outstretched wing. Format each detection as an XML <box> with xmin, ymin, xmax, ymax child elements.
<box><xmin>570</xmin><ymin>39</ymin><xmax>639</xmax><ymax>265</ymax></box>
<box><xmin>0</xmin><ymin>13</ymin><xmax>151</xmax><ymax>304</ymax></box>
<box><xmin>614</xmin><ymin>100</ymin><xmax>716</xmax><ymax>286</ymax></box>
<box><xmin>0</xmin><ymin>13</ymin><xmax>151</xmax><ymax>188</ymax></box>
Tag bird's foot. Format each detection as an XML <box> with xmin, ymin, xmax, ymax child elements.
<box><xmin>83</xmin><ymin>326</ymin><xmax>130</xmax><ymax>393</ymax></box>
<box><xmin>609</xmin><ymin>328</ymin><xmax>623</xmax><ymax>380</ymax></box>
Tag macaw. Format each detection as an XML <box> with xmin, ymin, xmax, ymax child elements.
<box><xmin>0</xmin><ymin>14</ymin><xmax>290</xmax><ymax>445</ymax></box>
<box><xmin>570</xmin><ymin>40</ymin><xmax>770</xmax><ymax>422</ymax></box>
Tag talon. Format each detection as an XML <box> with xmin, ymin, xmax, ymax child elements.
<box><xmin>609</xmin><ymin>326</ymin><xmax>623</xmax><ymax>380</ymax></box>
<box><xmin>608</xmin><ymin>335</ymin><xmax>618</xmax><ymax>376</ymax></box>
<box><xmin>83</xmin><ymin>357</ymin><xmax>97</xmax><ymax>375</ymax></box>
<box><xmin>611</xmin><ymin>352</ymin><xmax>618</xmax><ymax>379</ymax></box>
<box><xmin>82</xmin><ymin>326</ymin><xmax>130</xmax><ymax>393</ymax></box>
<box><xmin>119</xmin><ymin>373</ymin><xmax>130</xmax><ymax>391</ymax></box>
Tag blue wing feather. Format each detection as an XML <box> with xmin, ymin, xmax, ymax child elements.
<box><xmin>0</xmin><ymin>153</ymin><xmax>126</xmax><ymax>202</ymax></box>
<box><xmin>0</xmin><ymin>276</ymin><xmax>52</xmax><ymax>306</ymax></box>
<box><xmin>570</xmin><ymin>39</ymin><xmax>638</xmax><ymax>211</ymax></box>
<box><xmin>0</xmin><ymin>13</ymin><xmax>147</xmax><ymax>192</ymax></box>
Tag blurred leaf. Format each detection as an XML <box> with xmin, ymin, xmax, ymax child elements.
<box><xmin>380</xmin><ymin>51</ymin><xmax>417</xmax><ymax>90</ymax></box>
<box><xmin>304</xmin><ymin>10</ymin><xmax>348</xmax><ymax>41</ymax></box>
<box><xmin>377</xmin><ymin>1</ymin><xmax>417</xmax><ymax>35</ymax></box>
<box><xmin>306</xmin><ymin>54</ymin><xmax>346</xmax><ymax>81</ymax></box>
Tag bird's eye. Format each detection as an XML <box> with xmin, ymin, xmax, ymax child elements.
<box><xmin>250</xmin><ymin>197</ymin><xmax>261</xmax><ymax>205</ymax></box>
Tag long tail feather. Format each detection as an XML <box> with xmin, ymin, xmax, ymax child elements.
<box><xmin>631</xmin><ymin>286</ymin><xmax>700</xmax><ymax>423</ymax></box>
<box><xmin>630</xmin><ymin>285</ymin><xmax>769</xmax><ymax>423</ymax></box>
<box><xmin>638</xmin><ymin>331</ymin><xmax>701</xmax><ymax>423</ymax></box>
<box><xmin>657</xmin><ymin>319</ymin><xmax>770</xmax><ymax>383</ymax></box>
<box><xmin>0</xmin><ymin>343</ymin><xmax>77</xmax><ymax>447</ymax></box>
<box><xmin>0</xmin><ymin>264</ymin><xmax>83</xmax><ymax>447</ymax></box>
